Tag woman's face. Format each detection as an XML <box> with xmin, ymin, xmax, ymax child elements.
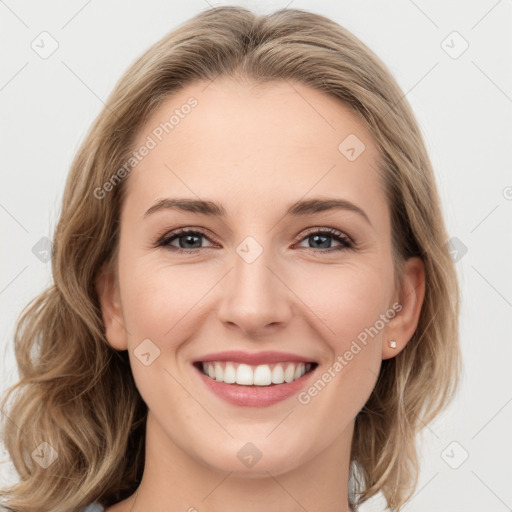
<box><xmin>97</xmin><ymin>77</ymin><xmax>424</xmax><ymax>476</ymax></box>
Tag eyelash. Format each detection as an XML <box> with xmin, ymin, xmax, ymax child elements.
<box><xmin>155</xmin><ymin>227</ymin><xmax>355</xmax><ymax>255</ymax></box>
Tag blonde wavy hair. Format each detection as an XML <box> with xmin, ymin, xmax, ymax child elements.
<box><xmin>0</xmin><ymin>5</ymin><xmax>460</xmax><ymax>511</ymax></box>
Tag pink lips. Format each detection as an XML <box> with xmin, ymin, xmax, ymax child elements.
<box><xmin>192</xmin><ymin>350</ymin><xmax>318</xmax><ymax>407</ymax></box>
<box><xmin>194</xmin><ymin>350</ymin><xmax>316</xmax><ymax>365</ymax></box>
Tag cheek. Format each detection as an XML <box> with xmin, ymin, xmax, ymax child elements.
<box><xmin>119</xmin><ymin>261</ymin><xmax>205</xmax><ymax>414</ymax></box>
<box><xmin>293</xmin><ymin>261</ymin><xmax>392</xmax><ymax>348</ymax></box>
<box><xmin>291</xmin><ymin>264</ymin><xmax>390</xmax><ymax>411</ymax></box>
<box><xmin>120</xmin><ymin>255</ymin><xmax>213</xmax><ymax>339</ymax></box>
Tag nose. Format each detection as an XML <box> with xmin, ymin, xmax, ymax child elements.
<box><xmin>217</xmin><ymin>244</ymin><xmax>293</xmax><ymax>337</ymax></box>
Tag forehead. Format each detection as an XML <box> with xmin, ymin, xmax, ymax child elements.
<box><xmin>124</xmin><ymin>77</ymin><xmax>385</xmax><ymax>222</ymax></box>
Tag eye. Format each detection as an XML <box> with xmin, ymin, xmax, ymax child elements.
<box><xmin>155</xmin><ymin>227</ymin><xmax>354</xmax><ymax>254</ymax></box>
<box><xmin>294</xmin><ymin>228</ymin><xmax>354</xmax><ymax>253</ymax></box>
<box><xmin>156</xmin><ymin>228</ymin><xmax>216</xmax><ymax>253</ymax></box>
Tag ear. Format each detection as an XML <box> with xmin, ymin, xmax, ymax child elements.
<box><xmin>95</xmin><ymin>262</ymin><xmax>128</xmax><ymax>351</ymax></box>
<box><xmin>382</xmin><ymin>256</ymin><xmax>425</xmax><ymax>360</ymax></box>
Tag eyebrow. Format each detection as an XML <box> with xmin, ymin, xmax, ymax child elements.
<box><xmin>144</xmin><ymin>197</ymin><xmax>372</xmax><ymax>227</ymax></box>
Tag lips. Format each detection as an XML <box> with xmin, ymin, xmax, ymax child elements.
<box><xmin>193</xmin><ymin>350</ymin><xmax>317</xmax><ymax>366</ymax></box>
<box><xmin>192</xmin><ymin>350</ymin><xmax>319</xmax><ymax>407</ymax></box>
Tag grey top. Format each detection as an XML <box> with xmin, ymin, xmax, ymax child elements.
<box><xmin>80</xmin><ymin>505</ymin><xmax>104</xmax><ymax>512</ymax></box>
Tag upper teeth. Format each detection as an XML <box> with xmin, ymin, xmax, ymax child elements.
<box><xmin>201</xmin><ymin>362</ymin><xmax>313</xmax><ymax>386</ymax></box>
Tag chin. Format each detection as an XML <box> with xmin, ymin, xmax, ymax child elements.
<box><xmin>192</xmin><ymin>436</ymin><xmax>308</xmax><ymax>477</ymax></box>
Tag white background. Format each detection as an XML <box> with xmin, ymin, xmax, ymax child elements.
<box><xmin>1</xmin><ymin>1</ymin><xmax>511</xmax><ymax>511</ymax></box>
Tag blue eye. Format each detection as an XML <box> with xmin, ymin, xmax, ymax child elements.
<box><xmin>156</xmin><ymin>227</ymin><xmax>354</xmax><ymax>254</ymax></box>
<box><xmin>295</xmin><ymin>228</ymin><xmax>353</xmax><ymax>252</ymax></box>
<box><xmin>157</xmin><ymin>229</ymin><xmax>214</xmax><ymax>253</ymax></box>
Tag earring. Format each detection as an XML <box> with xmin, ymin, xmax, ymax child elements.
<box><xmin>389</xmin><ymin>340</ymin><xmax>397</xmax><ymax>349</ymax></box>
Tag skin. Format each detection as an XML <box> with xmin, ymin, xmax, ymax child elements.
<box><xmin>96</xmin><ymin>77</ymin><xmax>425</xmax><ymax>512</ymax></box>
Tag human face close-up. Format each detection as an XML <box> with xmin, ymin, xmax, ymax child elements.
<box><xmin>97</xmin><ymin>77</ymin><xmax>424</xmax><ymax>506</ymax></box>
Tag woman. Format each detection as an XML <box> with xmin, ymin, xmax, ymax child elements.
<box><xmin>0</xmin><ymin>5</ymin><xmax>460</xmax><ymax>511</ymax></box>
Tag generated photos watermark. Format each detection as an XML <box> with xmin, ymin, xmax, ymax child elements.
<box><xmin>93</xmin><ymin>96</ymin><xmax>198</xmax><ymax>200</ymax></box>
<box><xmin>297</xmin><ymin>301</ymin><xmax>402</xmax><ymax>405</ymax></box>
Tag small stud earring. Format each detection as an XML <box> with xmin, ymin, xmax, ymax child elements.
<box><xmin>389</xmin><ymin>340</ymin><xmax>397</xmax><ymax>349</ymax></box>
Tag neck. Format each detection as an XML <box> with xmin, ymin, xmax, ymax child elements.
<box><xmin>121</xmin><ymin>412</ymin><xmax>355</xmax><ymax>512</ymax></box>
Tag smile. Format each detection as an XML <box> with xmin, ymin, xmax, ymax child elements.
<box><xmin>192</xmin><ymin>359</ymin><xmax>319</xmax><ymax>407</ymax></box>
<box><xmin>196</xmin><ymin>361</ymin><xmax>316</xmax><ymax>386</ymax></box>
